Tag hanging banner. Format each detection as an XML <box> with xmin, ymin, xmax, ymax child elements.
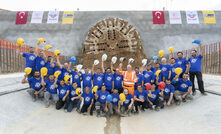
<box><xmin>202</xmin><ymin>10</ymin><xmax>216</xmax><ymax>24</ymax></box>
<box><xmin>186</xmin><ymin>11</ymin><xmax>199</xmax><ymax>24</ymax></box>
<box><xmin>169</xmin><ymin>11</ymin><xmax>182</xmax><ymax>24</ymax></box>
<box><xmin>31</xmin><ymin>11</ymin><xmax>44</xmax><ymax>23</ymax></box>
<box><xmin>15</xmin><ymin>11</ymin><xmax>28</xmax><ymax>25</ymax></box>
<box><xmin>47</xmin><ymin>11</ymin><xmax>59</xmax><ymax>24</ymax></box>
<box><xmin>152</xmin><ymin>11</ymin><xmax>165</xmax><ymax>24</ymax></box>
<box><xmin>62</xmin><ymin>11</ymin><xmax>74</xmax><ymax>24</ymax></box>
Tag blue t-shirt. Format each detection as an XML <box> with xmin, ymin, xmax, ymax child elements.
<box><xmin>58</xmin><ymin>84</ymin><xmax>70</xmax><ymax>99</ymax></box>
<box><xmin>28</xmin><ymin>77</ymin><xmax>42</xmax><ymax>91</ymax></box>
<box><xmin>175</xmin><ymin>58</ymin><xmax>188</xmax><ymax>73</ymax></box>
<box><xmin>114</xmin><ymin>73</ymin><xmax>123</xmax><ymax>89</ymax></box>
<box><xmin>35</xmin><ymin>56</ymin><xmax>45</xmax><ymax>71</ymax></box>
<box><xmin>142</xmin><ymin>70</ymin><xmax>154</xmax><ymax>84</ymax></box>
<box><xmin>61</xmin><ymin>67</ymin><xmax>70</xmax><ymax>80</ymax></box>
<box><xmin>71</xmin><ymin>71</ymin><xmax>82</xmax><ymax>88</ymax></box>
<box><xmin>22</xmin><ymin>53</ymin><xmax>36</xmax><ymax>69</ymax></box>
<box><xmin>135</xmin><ymin>73</ymin><xmax>144</xmax><ymax>87</ymax></box>
<box><xmin>45</xmin><ymin>80</ymin><xmax>57</xmax><ymax>94</ymax></box>
<box><xmin>82</xmin><ymin>92</ymin><xmax>94</xmax><ymax>105</ymax></box>
<box><xmin>123</xmin><ymin>94</ymin><xmax>133</xmax><ymax>106</ymax></box>
<box><xmin>177</xmin><ymin>78</ymin><xmax>192</xmax><ymax>92</ymax></box>
<box><xmin>104</xmin><ymin>72</ymin><xmax>114</xmax><ymax>90</ymax></box>
<box><xmin>151</xmin><ymin>68</ymin><xmax>163</xmax><ymax>82</ymax></box>
<box><xmin>93</xmin><ymin>73</ymin><xmax>104</xmax><ymax>88</ymax></box>
<box><xmin>111</xmin><ymin>93</ymin><xmax>119</xmax><ymax>105</ymax></box>
<box><xmin>82</xmin><ymin>73</ymin><xmax>93</xmax><ymax>89</ymax></box>
<box><xmin>160</xmin><ymin>64</ymin><xmax>171</xmax><ymax>79</ymax></box>
<box><xmin>134</xmin><ymin>89</ymin><xmax>148</xmax><ymax>101</ymax></box>
<box><xmin>97</xmin><ymin>90</ymin><xmax>109</xmax><ymax>104</ymax></box>
<box><xmin>170</xmin><ymin>64</ymin><xmax>180</xmax><ymax>80</ymax></box>
<box><xmin>147</xmin><ymin>89</ymin><xmax>160</xmax><ymax>102</ymax></box>
<box><xmin>163</xmin><ymin>84</ymin><xmax>175</xmax><ymax>96</ymax></box>
<box><xmin>69</xmin><ymin>85</ymin><xmax>79</xmax><ymax>98</ymax></box>
<box><xmin>188</xmin><ymin>55</ymin><xmax>203</xmax><ymax>72</ymax></box>
<box><xmin>45</xmin><ymin>61</ymin><xmax>55</xmax><ymax>75</ymax></box>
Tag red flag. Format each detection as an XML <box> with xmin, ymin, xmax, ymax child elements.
<box><xmin>15</xmin><ymin>11</ymin><xmax>28</xmax><ymax>24</ymax></box>
<box><xmin>152</xmin><ymin>11</ymin><xmax>165</xmax><ymax>24</ymax></box>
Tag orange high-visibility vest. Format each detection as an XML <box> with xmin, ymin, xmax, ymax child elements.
<box><xmin>119</xmin><ymin>67</ymin><xmax>138</xmax><ymax>86</ymax></box>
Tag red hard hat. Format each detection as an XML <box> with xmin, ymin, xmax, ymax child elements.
<box><xmin>145</xmin><ymin>83</ymin><xmax>151</xmax><ymax>91</ymax></box>
<box><xmin>159</xmin><ymin>81</ymin><xmax>166</xmax><ymax>90</ymax></box>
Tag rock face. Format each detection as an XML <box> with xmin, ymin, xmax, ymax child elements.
<box><xmin>81</xmin><ymin>17</ymin><xmax>146</xmax><ymax>69</ymax></box>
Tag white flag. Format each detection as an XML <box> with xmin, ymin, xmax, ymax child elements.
<box><xmin>47</xmin><ymin>11</ymin><xmax>59</xmax><ymax>24</ymax></box>
<box><xmin>169</xmin><ymin>11</ymin><xmax>182</xmax><ymax>24</ymax></box>
<box><xmin>186</xmin><ymin>11</ymin><xmax>199</xmax><ymax>24</ymax></box>
<box><xmin>31</xmin><ymin>11</ymin><xmax>43</xmax><ymax>23</ymax></box>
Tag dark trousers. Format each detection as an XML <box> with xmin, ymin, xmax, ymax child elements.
<box><xmin>134</xmin><ymin>101</ymin><xmax>148</xmax><ymax>112</ymax></box>
<box><xmin>56</xmin><ymin>97</ymin><xmax>69</xmax><ymax>110</ymax></box>
<box><xmin>80</xmin><ymin>104</ymin><xmax>93</xmax><ymax>115</ymax></box>
<box><xmin>189</xmin><ymin>72</ymin><xmax>205</xmax><ymax>93</ymax></box>
<box><xmin>28</xmin><ymin>69</ymin><xmax>35</xmax><ymax>87</ymax></box>
<box><xmin>147</xmin><ymin>98</ymin><xmax>164</xmax><ymax>108</ymax></box>
<box><xmin>67</xmin><ymin>99</ymin><xmax>80</xmax><ymax>112</ymax></box>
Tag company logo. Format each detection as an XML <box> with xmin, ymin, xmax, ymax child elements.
<box><xmin>101</xmin><ymin>95</ymin><xmax>106</xmax><ymax>100</ymax></box>
<box><xmin>50</xmin><ymin>85</ymin><xmax>55</xmax><ymax>90</ymax></box>
<box><xmin>60</xmin><ymin>89</ymin><xmax>66</xmax><ymax>94</ymax></box>
<box><xmin>164</xmin><ymin>88</ymin><xmax>170</xmax><ymax>93</ymax></box>
<box><xmin>74</xmin><ymin>75</ymin><xmax>79</xmax><ymax>79</ymax></box>
<box><xmin>181</xmin><ymin>84</ymin><xmax>188</xmax><ymax>89</ymax></box>
<box><xmin>191</xmin><ymin>59</ymin><xmax>197</xmax><ymax>63</ymax></box>
<box><xmin>139</xmin><ymin>95</ymin><xmax>144</xmax><ymax>100</ymax></box>
<box><xmin>29</xmin><ymin>56</ymin><xmax>35</xmax><ymax>61</ymax></box>
<box><xmin>86</xmin><ymin>76</ymin><xmax>91</xmax><ymax>81</ymax></box>
<box><xmin>116</xmin><ymin>77</ymin><xmax>121</xmax><ymax>81</ymax></box>
<box><xmin>35</xmin><ymin>82</ymin><xmax>41</xmax><ymax>88</ymax></box>
<box><xmin>144</xmin><ymin>74</ymin><xmax>149</xmax><ymax>78</ymax></box>
<box><xmin>112</xmin><ymin>98</ymin><xmax>118</xmax><ymax>102</ymax></box>
<box><xmin>97</xmin><ymin>77</ymin><xmax>102</xmax><ymax>81</ymax></box>
<box><xmin>40</xmin><ymin>61</ymin><xmax>45</xmax><ymax>66</ymax></box>
<box><xmin>107</xmin><ymin>77</ymin><xmax>112</xmax><ymax>81</ymax></box>
<box><xmin>85</xmin><ymin>97</ymin><xmax>90</xmax><ymax>102</ymax></box>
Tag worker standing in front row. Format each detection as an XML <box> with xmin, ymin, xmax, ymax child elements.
<box><xmin>119</xmin><ymin>62</ymin><xmax>137</xmax><ymax>96</ymax></box>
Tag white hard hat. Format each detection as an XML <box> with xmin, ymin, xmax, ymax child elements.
<box><xmin>111</xmin><ymin>56</ymin><xmax>117</xmax><ymax>64</ymax></box>
<box><xmin>142</xmin><ymin>59</ymin><xmax>147</xmax><ymax>66</ymax></box>
<box><xmin>102</xmin><ymin>54</ymin><xmax>107</xmax><ymax>61</ymax></box>
<box><xmin>128</xmin><ymin>58</ymin><xmax>134</xmax><ymax>63</ymax></box>
<box><xmin>76</xmin><ymin>64</ymin><xmax>83</xmax><ymax>71</ymax></box>
<box><xmin>94</xmin><ymin>60</ymin><xmax>99</xmax><ymax>65</ymax></box>
<box><xmin>119</xmin><ymin>57</ymin><xmax>125</xmax><ymax>62</ymax></box>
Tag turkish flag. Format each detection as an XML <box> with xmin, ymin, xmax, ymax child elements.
<box><xmin>15</xmin><ymin>11</ymin><xmax>28</xmax><ymax>24</ymax></box>
<box><xmin>152</xmin><ymin>11</ymin><xmax>165</xmax><ymax>24</ymax></box>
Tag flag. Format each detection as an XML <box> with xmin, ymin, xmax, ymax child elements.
<box><xmin>152</xmin><ymin>11</ymin><xmax>165</xmax><ymax>24</ymax></box>
<box><xmin>169</xmin><ymin>11</ymin><xmax>182</xmax><ymax>24</ymax></box>
<box><xmin>186</xmin><ymin>11</ymin><xmax>199</xmax><ymax>24</ymax></box>
<box><xmin>47</xmin><ymin>11</ymin><xmax>59</xmax><ymax>24</ymax></box>
<box><xmin>202</xmin><ymin>10</ymin><xmax>216</xmax><ymax>24</ymax></box>
<box><xmin>15</xmin><ymin>11</ymin><xmax>28</xmax><ymax>24</ymax></box>
<box><xmin>62</xmin><ymin>11</ymin><xmax>74</xmax><ymax>24</ymax></box>
<box><xmin>31</xmin><ymin>11</ymin><xmax>44</xmax><ymax>24</ymax></box>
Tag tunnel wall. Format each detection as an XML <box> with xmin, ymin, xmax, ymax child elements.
<box><xmin>0</xmin><ymin>11</ymin><xmax>221</xmax><ymax>57</ymax></box>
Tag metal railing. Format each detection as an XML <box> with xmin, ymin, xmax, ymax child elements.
<box><xmin>0</xmin><ymin>39</ymin><xmax>65</xmax><ymax>73</ymax></box>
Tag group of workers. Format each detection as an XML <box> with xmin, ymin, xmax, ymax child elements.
<box><xmin>17</xmin><ymin>41</ymin><xmax>207</xmax><ymax>117</ymax></box>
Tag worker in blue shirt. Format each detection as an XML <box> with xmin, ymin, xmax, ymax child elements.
<box><xmin>188</xmin><ymin>44</ymin><xmax>206</xmax><ymax>96</ymax></box>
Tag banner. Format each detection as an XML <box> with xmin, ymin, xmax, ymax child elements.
<box><xmin>47</xmin><ymin>11</ymin><xmax>59</xmax><ymax>24</ymax></box>
<box><xmin>62</xmin><ymin>11</ymin><xmax>74</xmax><ymax>24</ymax></box>
<box><xmin>152</xmin><ymin>11</ymin><xmax>165</xmax><ymax>24</ymax></box>
<box><xmin>169</xmin><ymin>11</ymin><xmax>182</xmax><ymax>24</ymax></box>
<box><xmin>15</xmin><ymin>11</ymin><xmax>28</xmax><ymax>24</ymax></box>
<box><xmin>31</xmin><ymin>11</ymin><xmax>44</xmax><ymax>23</ymax></box>
<box><xmin>186</xmin><ymin>11</ymin><xmax>199</xmax><ymax>24</ymax></box>
<box><xmin>202</xmin><ymin>10</ymin><xmax>216</xmax><ymax>24</ymax></box>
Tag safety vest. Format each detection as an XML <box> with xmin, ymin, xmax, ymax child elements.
<box><xmin>119</xmin><ymin>67</ymin><xmax>137</xmax><ymax>86</ymax></box>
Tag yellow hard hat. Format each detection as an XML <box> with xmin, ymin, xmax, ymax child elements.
<box><xmin>40</xmin><ymin>67</ymin><xmax>48</xmax><ymax>76</ymax></box>
<box><xmin>155</xmin><ymin>70</ymin><xmax>162</xmax><ymax>77</ymax></box>
<box><xmin>119</xmin><ymin>93</ymin><xmax>126</xmax><ymax>102</ymax></box>
<box><xmin>38</xmin><ymin>38</ymin><xmax>45</xmax><ymax>43</ymax></box>
<box><xmin>158</xmin><ymin>50</ymin><xmax>164</xmax><ymax>57</ymax></box>
<box><xmin>75</xmin><ymin>88</ymin><xmax>81</xmax><ymax>96</ymax></box>
<box><xmin>169</xmin><ymin>46</ymin><xmax>174</xmax><ymax>53</ymax></box>
<box><xmin>54</xmin><ymin>50</ymin><xmax>61</xmax><ymax>56</ymax></box>
<box><xmin>24</xmin><ymin>67</ymin><xmax>32</xmax><ymax>75</ymax></box>
<box><xmin>175</xmin><ymin>68</ymin><xmax>183</xmax><ymax>76</ymax></box>
<box><xmin>54</xmin><ymin>71</ymin><xmax>61</xmax><ymax>78</ymax></box>
<box><xmin>17</xmin><ymin>38</ymin><xmax>24</xmax><ymax>46</ymax></box>
<box><xmin>64</xmin><ymin>75</ymin><xmax>70</xmax><ymax>82</ymax></box>
<box><xmin>45</xmin><ymin>45</ymin><xmax>52</xmax><ymax>50</ymax></box>
<box><xmin>92</xmin><ymin>86</ymin><xmax>98</xmax><ymax>93</ymax></box>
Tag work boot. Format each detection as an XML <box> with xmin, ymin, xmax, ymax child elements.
<box><xmin>201</xmin><ymin>92</ymin><xmax>207</xmax><ymax>96</ymax></box>
<box><xmin>192</xmin><ymin>92</ymin><xmax>196</xmax><ymax>96</ymax></box>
